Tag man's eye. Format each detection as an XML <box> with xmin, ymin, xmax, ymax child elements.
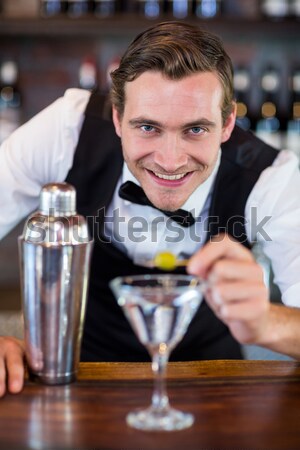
<box><xmin>190</xmin><ymin>127</ymin><xmax>203</xmax><ymax>134</ymax></box>
<box><xmin>141</xmin><ymin>125</ymin><xmax>154</xmax><ymax>132</ymax></box>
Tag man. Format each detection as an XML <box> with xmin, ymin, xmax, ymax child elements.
<box><xmin>0</xmin><ymin>21</ymin><xmax>300</xmax><ymax>397</ymax></box>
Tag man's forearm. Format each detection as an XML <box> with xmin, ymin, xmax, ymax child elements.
<box><xmin>257</xmin><ymin>304</ymin><xmax>300</xmax><ymax>360</ymax></box>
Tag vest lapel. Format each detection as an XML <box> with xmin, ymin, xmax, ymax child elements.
<box><xmin>207</xmin><ymin>126</ymin><xmax>278</xmax><ymax>248</ymax></box>
<box><xmin>66</xmin><ymin>100</ymin><xmax>123</xmax><ymax>218</ymax></box>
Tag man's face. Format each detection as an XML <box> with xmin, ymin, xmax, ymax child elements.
<box><xmin>113</xmin><ymin>71</ymin><xmax>236</xmax><ymax>212</ymax></box>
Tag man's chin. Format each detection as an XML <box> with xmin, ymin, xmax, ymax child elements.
<box><xmin>149</xmin><ymin>198</ymin><xmax>186</xmax><ymax>212</ymax></box>
<box><xmin>143</xmin><ymin>182</ymin><xmax>189</xmax><ymax>211</ymax></box>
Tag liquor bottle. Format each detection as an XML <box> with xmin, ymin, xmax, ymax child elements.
<box><xmin>289</xmin><ymin>0</ymin><xmax>300</xmax><ymax>18</ymax></box>
<box><xmin>0</xmin><ymin>61</ymin><xmax>22</xmax><ymax>144</ymax></box>
<box><xmin>194</xmin><ymin>0</ymin><xmax>222</xmax><ymax>18</ymax></box>
<box><xmin>104</xmin><ymin>57</ymin><xmax>120</xmax><ymax>91</ymax></box>
<box><xmin>286</xmin><ymin>68</ymin><xmax>300</xmax><ymax>157</ymax></box>
<box><xmin>260</xmin><ymin>0</ymin><xmax>289</xmax><ymax>20</ymax></box>
<box><xmin>255</xmin><ymin>66</ymin><xmax>283</xmax><ymax>149</ymax></box>
<box><xmin>137</xmin><ymin>0</ymin><xmax>163</xmax><ymax>18</ymax></box>
<box><xmin>221</xmin><ymin>0</ymin><xmax>258</xmax><ymax>18</ymax></box>
<box><xmin>233</xmin><ymin>66</ymin><xmax>252</xmax><ymax>131</ymax></box>
<box><xmin>78</xmin><ymin>57</ymin><xmax>98</xmax><ymax>91</ymax></box>
<box><xmin>40</xmin><ymin>0</ymin><xmax>68</xmax><ymax>17</ymax></box>
<box><xmin>94</xmin><ymin>57</ymin><xmax>119</xmax><ymax>120</ymax></box>
<box><xmin>166</xmin><ymin>0</ymin><xmax>192</xmax><ymax>19</ymax></box>
<box><xmin>94</xmin><ymin>0</ymin><xmax>117</xmax><ymax>17</ymax></box>
<box><xmin>67</xmin><ymin>0</ymin><xmax>91</xmax><ymax>17</ymax></box>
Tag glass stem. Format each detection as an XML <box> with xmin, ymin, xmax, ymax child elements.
<box><xmin>151</xmin><ymin>349</ymin><xmax>170</xmax><ymax>412</ymax></box>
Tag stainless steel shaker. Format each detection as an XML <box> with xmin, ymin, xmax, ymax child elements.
<box><xmin>18</xmin><ymin>182</ymin><xmax>93</xmax><ymax>384</ymax></box>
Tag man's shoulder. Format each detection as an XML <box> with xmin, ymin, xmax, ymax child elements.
<box><xmin>72</xmin><ymin>89</ymin><xmax>121</xmax><ymax>166</ymax></box>
<box><xmin>63</xmin><ymin>87</ymin><xmax>91</xmax><ymax>110</ymax></box>
<box><xmin>221</xmin><ymin>126</ymin><xmax>279</xmax><ymax>172</ymax></box>
<box><xmin>83</xmin><ymin>89</ymin><xmax>112</xmax><ymax>122</ymax></box>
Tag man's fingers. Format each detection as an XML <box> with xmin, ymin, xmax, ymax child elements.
<box><xmin>6</xmin><ymin>351</ymin><xmax>25</xmax><ymax>394</ymax></box>
<box><xmin>216</xmin><ymin>298</ymin><xmax>269</xmax><ymax>323</ymax></box>
<box><xmin>207</xmin><ymin>260</ymin><xmax>265</xmax><ymax>283</ymax></box>
<box><xmin>187</xmin><ymin>235</ymin><xmax>271</xmax><ymax>347</ymax></box>
<box><xmin>0</xmin><ymin>338</ymin><xmax>25</xmax><ymax>397</ymax></box>
<box><xmin>188</xmin><ymin>233</ymin><xmax>254</xmax><ymax>277</ymax></box>
<box><xmin>210</xmin><ymin>281</ymin><xmax>268</xmax><ymax>304</ymax></box>
<box><xmin>0</xmin><ymin>357</ymin><xmax>6</xmax><ymax>398</ymax></box>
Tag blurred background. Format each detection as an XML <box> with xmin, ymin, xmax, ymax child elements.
<box><xmin>0</xmin><ymin>0</ymin><xmax>299</xmax><ymax>358</ymax></box>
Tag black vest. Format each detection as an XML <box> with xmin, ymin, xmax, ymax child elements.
<box><xmin>66</xmin><ymin>91</ymin><xmax>278</xmax><ymax>362</ymax></box>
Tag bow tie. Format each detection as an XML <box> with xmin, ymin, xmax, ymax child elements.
<box><xmin>118</xmin><ymin>181</ymin><xmax>195</xmax><ymax>228</ymax></box>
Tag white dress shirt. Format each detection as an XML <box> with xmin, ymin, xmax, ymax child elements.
<box><xmin>1</xmin><ymin>88</ymin><xmax>300</xmax><ymax>307</ymax></box>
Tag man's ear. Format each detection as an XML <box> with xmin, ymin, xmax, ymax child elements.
<box><xmin>221</xmin><ymin>102</ymin><xmax>237</xmax><ymax>143</ymax></box>
<box><xmin>112</xmin><ymin>105</ymin><xmax>122</xmax><ymax>138</ymax></box>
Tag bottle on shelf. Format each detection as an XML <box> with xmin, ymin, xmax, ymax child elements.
<box><xmin>67</xmin><ymin>0</ymin><xmax>92</xmax><ymax>17</ymax></box>
<box><xmin>221</xmin><ymin>0</ymin><xmax>258</xmax><ymax>18</ymax></box>
<box><xmin>103</xmin><ymin>57</ymin><xmax>120</xmax><ymax>92</ymax></box>
<box><xmin>194</xmin><ymin>0</ymin><xmax>222</xmax><ymax>18</ymax></box>
<box><xmin>97</xmin><ymin>57</ymin><xmax>120</xmax><ymax>119</ymax></box>
<box><xmin>289</xmin><ymin>0</ymin><xmax>300</xmax><ymax>19</ymax></box>
<box><xmin>137</xmin><ymin>0</ymin><xmax>163</xmax><ymax>18</ymax></box>
<box><xmin>255</xmin><ymin>66</ymin><xmax>283</xmax><ymax>150</ymax></box>
<box><xmin>40</xmin><ymin>0</ymin><xmax>68</xmax><ymax>17</ymax></box>
<box><xmin>259</xmin><ymin>0</ymin><xmax>290</xmax><ymax>20</ymax></box>
<box><xmin>233</xmin><ymin>65</ymin><xmax>252</xmax><ymax>131</ymax></box>
<box><xmin>94</xmin><ymin>0</ymin><xmax>117</xmax><ymax>17</ymax></box>
<box><xmin>78</xmin><ymin>57</ymin><xmax>98</xmax><ymax>91</ymax></box>
<box><xmin>286</xmin><ymin>67</ymin><xmax>300</xmax><ymax>157</ymax></box>
<box><xmin>166</xmin><ymin>0</ymin><xmax>192</xmax><ymax>19</ymax></box>
<box><xmin>0</xmin><ymin>61</ymin><xmax>22</xmax><ymax>145</ymax></box>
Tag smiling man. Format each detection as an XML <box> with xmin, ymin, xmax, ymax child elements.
<box><xmin>1</xmin><ymin>21</ymin><xmax>300</xmax><ymax>396</ymax></box>
<box><xmin>112</xmin><ymin>70</ymin><xmax>233</xmax><ymax>212</ymax></box>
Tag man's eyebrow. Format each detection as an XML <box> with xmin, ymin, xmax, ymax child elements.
<box><xmin>183</xmin><ymin>119</ymin><xmax>216</xmax><ymax>128</ymax></box>
<box><xmin>128</xmin><ymin>118</ymin><xmax>162</xmax><ymax>127</ymax></box>
<box><xmin>128</xmin><ymin>117</ymin><xmax>216</xmax><ymax>128</ymax></box>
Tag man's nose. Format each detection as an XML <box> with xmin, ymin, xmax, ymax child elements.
<box><xmin>153</xmin><ymin>134</ymin><xmax>188</xmax><ymax>172</ymax></box>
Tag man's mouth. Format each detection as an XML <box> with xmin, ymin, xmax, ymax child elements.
<box><xmin>145</xmin><ymin>169</ymin><xmax>194</xmax><ymax>188</ymax></box>
<box><xmin>153</xmin><ymin>171</ymin><xmax>188</xmax><ymax>181</ymax></box>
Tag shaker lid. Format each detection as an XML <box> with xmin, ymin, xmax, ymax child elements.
<box><xmin>39</xmin><ymin>182</ymin><xmax>76</xmax><ymax>217</ymax></box>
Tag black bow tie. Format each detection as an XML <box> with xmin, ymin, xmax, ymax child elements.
<box><xmin>118</xmin><ymin>181</ymin><xmax>195</xmax><ymax>228</ymax></box>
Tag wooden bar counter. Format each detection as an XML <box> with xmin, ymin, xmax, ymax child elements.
<box><xmin>0</xmin><ymin>360</ymin><xmax>300</xmax><ymax>449</ymax></box>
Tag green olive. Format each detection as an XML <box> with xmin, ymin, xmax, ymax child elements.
<box><xmin>154</xmin><ymin>251</ymin><xmax>177</xmax><ymax>271</ymax></box>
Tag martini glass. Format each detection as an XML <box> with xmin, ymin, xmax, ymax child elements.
<box><xmin>110</xmin><ymin>274</ymin><xmax>205</xmax><ymax>431</ymax></box>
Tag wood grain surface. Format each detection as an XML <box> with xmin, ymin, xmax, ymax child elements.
<box><xmin>0</xmin><ymin>360</ymin><xmax>299</xmax><ymax>450</ymax></box>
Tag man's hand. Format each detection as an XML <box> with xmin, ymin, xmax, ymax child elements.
<box><xmin>0</xmin><ymin>337</ymin><xmax>25</xmax><ymax>397</ymax></box>
<box><xmin>187</xmin><ymin>234</ymin><xmax>270</xmax><ymax>346</ymax></box>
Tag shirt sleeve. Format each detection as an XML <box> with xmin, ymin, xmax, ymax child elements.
<box><xmin>245</xmin><ymin>150</ymin><xmax>300</xmax><ymax>307</ymax></box>
<box><xmin>0</xmin><ymin>88</ymin><xmax>91</xmax><ymax>240</ymax></box>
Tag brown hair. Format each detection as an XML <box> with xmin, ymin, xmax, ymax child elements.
<box><xmin>110</xmin><ymin>21</ymin><xmax>234</xmax><ymax>124</ymax></box>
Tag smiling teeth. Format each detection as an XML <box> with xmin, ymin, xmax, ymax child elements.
<box><xmin>154</xmin><ymin>172</ymin><xmax>187</xmax><ymax>180</ymax></box>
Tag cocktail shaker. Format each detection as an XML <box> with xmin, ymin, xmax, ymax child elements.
<box><xmin>18</xmin><ymin>182</ymin><xmax>93</xmax><ymax>385</ymax></box>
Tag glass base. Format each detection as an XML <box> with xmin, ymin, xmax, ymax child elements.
<box><xmin>126</xmin><ymin>405</ymin><xmax>194</xmax><ymax>431</ymax></box>
<box><xmin>29</xmin><ymin>370</ymin><xmax>76</xmax><ymax>385</ymax></box>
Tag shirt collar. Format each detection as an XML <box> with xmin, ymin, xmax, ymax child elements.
<box><xmin>121</xmin><ymin>150</ymin><xmax>221</xmax><ymax>219</ymax></box>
